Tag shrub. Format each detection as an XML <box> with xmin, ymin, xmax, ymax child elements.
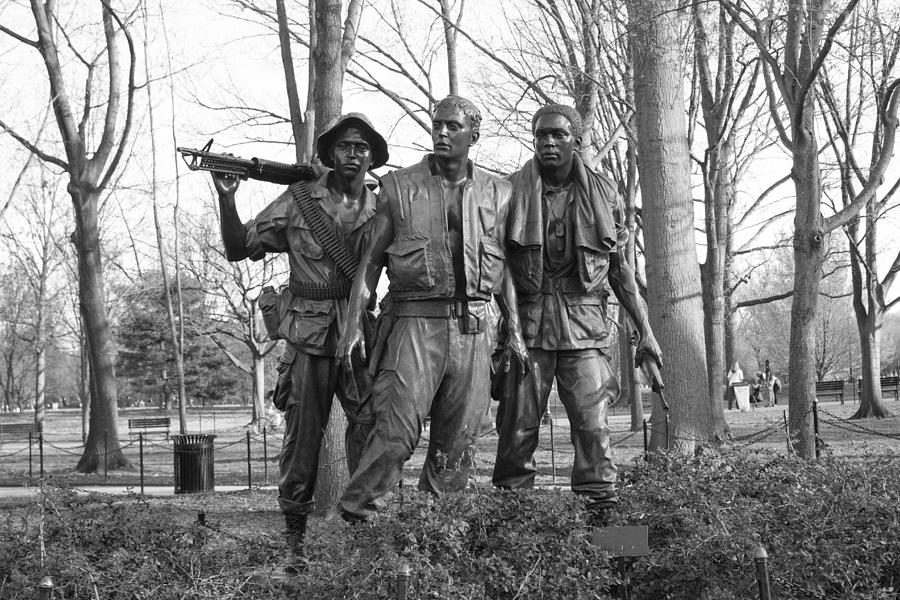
<box><xmin>1</xmin><ymin>449</ymin><xmax>898</xmax><ymax>599</ymax></box>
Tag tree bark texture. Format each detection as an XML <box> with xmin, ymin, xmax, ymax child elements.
<box><xmin>787</xmin><ymin>123</ymin><xmax>823</xmax><ymax>458</ymax></box>
<box><xmin>72</xmin><ymin>188</ymin><xmax>129</xmax><ymax>472</ymax></box>
<box><xmin>626</xmin><ymin>0</ymin><xmax>710</xmax><ymax>454</ymax></box>
<box><xmin>311</xmin><ymin>0</ymin><xmax>349</xmax><ymax>507</ymax></box>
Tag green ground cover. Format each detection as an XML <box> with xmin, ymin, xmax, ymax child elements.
<box><xmin>1</xmin><ymin>447</ymin><xmax>898</xmax><ymax>599</ymax></box>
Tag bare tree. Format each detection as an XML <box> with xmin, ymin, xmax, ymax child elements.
<box><xmin>141</xmin><ymin>0</ymin><xmax>188</xmax><ymax>432</ymax></box>
<box><xmin>1</xmin><ymin>168</ymin><xmax>68</xmax><ymax>426</ymax></box>
<box><xmin>722</xmin><ymin>0</ymin><xmax>900</xmax><ymax>456</ymax></box>
<box><xmin>182</xmin><ymin>207</ymin><xmax>283</xmax><ymax>429</ymax></box>
<box><xmin>818</xmin><ymin>0</ymin><xmax>900</xmax><ymax>418</ymax></box>
<box><xmin>1</xmin><ymin>1</ymin><xmax>138</xmax><ymax>471</ymax></box>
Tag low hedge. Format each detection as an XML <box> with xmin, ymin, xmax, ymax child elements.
<box><xmin>1</xmin><ymin>448</ymin><xmax>897</xmax><ymax>599</ymax></box>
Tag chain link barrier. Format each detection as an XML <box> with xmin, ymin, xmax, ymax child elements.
<box><xmin>772</xmin><ymin>575</ymin><xmax>844</xmax><ymax>600</ymax></box>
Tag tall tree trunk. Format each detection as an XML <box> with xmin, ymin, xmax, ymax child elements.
<box><xmin>787</xmin><ymin>115</ymin><xmax>823</xmax><ymax>459</ymax></box>
<box><xmin>34</xmin><ymin>346</ymin><xmax>45</xmax><ymax>426</ymax></box>
<box><xmin>72</xmin><ymin>188</ymin><xmax>129</xmax><ymax>472</ymax></box>
<box><xmin>143</xmin><ymin>0</ymin><xmax>188</xmax><ymax>433</ymax></box>
<box><xmin>627</xmin><ymin>0</ymin><xmax>710</xmax><ymax>454</ymax></box>
<box><xmin>251</xmin><ymin>354</ymin><xmax>266</xmax><ymax>428</ymax></box>
<box><xmin>276</xmin><ymin>0</ymin><xmax>307</xmax><ymax>161</ymax></box>
<box><xmin>439</xmin><ymin>0</ymin><xmax>459</xmax><ymax>95</ymax></box>
<box><xmin>80</xmin><ymin>329</ymin><xmax>90</xmax><ymax>444</ymax></box>
<box><xmin>311</xmin><ymin>0</ymin><xmax>349</xmax><ymax>507</ymax></box>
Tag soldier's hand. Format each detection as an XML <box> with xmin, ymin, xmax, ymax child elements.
<box><xmin>502</xmin><ymin>330</ymin><xmax>531</xmax><ymax>382</ymax></box>
<box><xmin>212</xmin><ymin>170</ymin><xmax>240</xmax><ymax>196</ymax></box>
<box><xmin>337</xmin><ymin>321</ymin><xmax>365</xmax><ymax>371</ymax></box>
<box><xmin>635</xmin><ymin>336</ymin><xmax>664</xmax><ymax>393</ymax></box>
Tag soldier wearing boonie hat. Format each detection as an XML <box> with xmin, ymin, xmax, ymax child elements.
<box><xmin>210</xmin><ymin>112</ymin><xmax>389</xmax><ymax>567</ymax></box>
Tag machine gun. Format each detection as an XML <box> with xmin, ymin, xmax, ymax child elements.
<box><xmin>176</xmin><ymin>139</ymin><xmax>317</xmax><ymax>185</ymax></box>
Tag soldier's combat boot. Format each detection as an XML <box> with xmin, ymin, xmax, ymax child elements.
<box><xmin>584</xmin><ymin>494</ymin><xmax>618</xmax><ymax>528</ymax></box>
<box><xmin>284</xmin><ymin>513</ymin><xmax>308</xmax><ymax>559</ymax></box>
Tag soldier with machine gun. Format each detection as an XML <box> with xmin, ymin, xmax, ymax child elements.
<box><xmin>196</xmin><ymin>113</ymin><xmax>389</xmax><ymax>567</ymax></box>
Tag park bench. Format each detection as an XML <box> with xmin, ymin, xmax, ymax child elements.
<box><xmin>128</xmin><ymin>417</ymin><xmax>171</xmax><ymax>439</ymax></box>
<box><xmin>814</xmin><ymin>380</ymin><xmax>845</xmax><ymax>403</ymax></box>
<box><xmin>0</xmin><ymin>421</ymin><xmax>43</xmax><ymax>440</ymax></box>
<box><xmin>856</xmin><ymin>376</ymin><xmax>900</xmax><ymax>401</ymax></box>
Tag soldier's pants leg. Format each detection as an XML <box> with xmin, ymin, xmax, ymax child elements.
<box><xmin>492</xmin><ymin>349</ymin><xmax>556</xmax><ymax>489</ymax></box>
<box><xmin>556</xmin><ymin>350</ymin><xmax>618</xmax><ymax>503</ymax></box>
<box><xmin>278</xmin><ymin>350</ymin><xmax>339</xmax><ymax>516</ymax></box>
<box><xmin>336</xmin><ymin>347</ymin><xmax>375</xmax><ymax>476</ymax></box>
<box><xmin>338</xmin><ymin>318</ymin><xmax>446</xmax><ymax>520</ymax></box>
<box><xmin>418</xmin><ymin>321</ymin><xmax>491</xmax><ymax>495</ymax></box>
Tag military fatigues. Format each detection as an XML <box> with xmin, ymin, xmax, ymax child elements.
<box><xmin>338</xmin><ymin>157</ymin><xmax>511</xmax><ymax>520</ymax></box>
<box><xmin>492</xmin><ymin>155</ymin><xmax>626</xmax><ymax>505</ymax></box>
<box><xmin>245</xmin><ymin>172</ymin><xmax>376</xmax><ymax>516</ymax></box>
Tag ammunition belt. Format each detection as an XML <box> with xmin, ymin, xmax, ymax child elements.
<box><xmin>289</xmin><ymin>278</ymin><xmax>352</xmax><ymax>300</ymax></box>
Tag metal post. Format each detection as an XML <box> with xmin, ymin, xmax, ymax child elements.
<box><xmin>103</xmin><ymin>429</ymin><xmax>108</xmax><ymax>482</ymax></box>
<box><xmin>664</xmin><ymin>414</ymin><xmax>670</xmax><ymax>450</ymax></box>
<box><xmin>617</xmin><ymin>556</ymin><xmax>629</xmax><ymax>600</ymax></box>
<box><xmin>812</xmin><ymin>399</ymin><xmax>820</xmax><ymax>459</ymax></box>
<box><xmin>198</xmin><ymin>412</ymin><xmax>202</xmax><ymax>433</ymax></box>
<box><xmin>549</xmin><ymin>411</ymin><xmax>557</xmax><ymax>483</ymax></box>
<box><xmin>213</xmin><ymin>413</ymin><xmax>216</xmax><ymax>434</ymax></box>
<box><xmin>262</xmin><ymin>426</ymin><xmax>268</xmax><ymax>484</ymax></box>
<box><xmin>28</xmin><ymin>432</ymin><xmax>33</xmax><ymax>483</ymax></box>
<box><xmin>38</xmin><ymin>575</ymin><xmax>54</xmax><ymax>600</ymax></box>
<box><xmin>642</xmin><ymin>419</ymin><xmax>648</xmax><ymax>460</ymax></box>
<box><xmin>139</xmin><ymin>432</ymin><xmax>145</xmax><ymax>497</ymax></box>
<box><xmin>755</xmin><ymin>546</ymin><xmax>772</xmax><ymax>600</ymax></box>
<box><xmin>39</xmin><ymin>432</ymin><xmax>44</xmax><ymax>479</ymax></box>
<box><xmin>396</xmin><ymin>561</ymin><xmax>410</xmax><ymax>600</ymax></box>
<box><xmin>246</xmin><ymin>430</ymin><xmax>252</xmax><ymax>489</ymax></box>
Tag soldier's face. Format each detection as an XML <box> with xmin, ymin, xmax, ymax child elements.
<box><xmin>431</xmin><ymin>106</ymin><xmax>479</xmax><ymax>162</ymax></box>
<box><xmin>330</xmin><ymin>127</ymin><xmax>372</xmax><ymax>180</ymax></box>
<box><xmin>533</xmin><ymin>114</ymin><xmax>581</xmax><ymax>171</ymax></box>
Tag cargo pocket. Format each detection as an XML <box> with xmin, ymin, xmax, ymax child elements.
<box><xmin>478</xmin><ymin>236</ymin><xmax>506</xmax><ymax>294</ymax></box>
<box><xmin>273</xmin><ymin>346</ymin><xmax>296</xmax><ymax>411</ymax></box>
<box><xmin>518</xmin><ymin>296</ymin><xmax>541</xmax><ymax>342</ymax></box>
<box><xmin>278</xmin><ymin>297</ymin><xmax>333</xmax><ymax>349</ymax></box>
<box><xmin>565</xmin><ymin>294</ymin><xmax>607</xmax><ymax>341</ymax></box>
<box><xmin>386</xmin><ymin>236</ymin><xmax>435</xmax><ymax>291</ymax></box>
<box><xmin>577</xmin><ymin>246</ymin><xmax>609</xmax><ymax>294</ymax></box>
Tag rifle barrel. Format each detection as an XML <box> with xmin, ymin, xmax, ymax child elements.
<box><xmin>176</xmin><ymin>146</ymin><xmax>316</xmax><ymax>185</ymax></box>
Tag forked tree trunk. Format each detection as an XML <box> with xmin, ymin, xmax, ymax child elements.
<box><xmin>72</xmin><ymin>187</ymin><xmax>129</xmax><ymax>472</ymax></box>
<box><xmin>627</xmin><ymin>0</ymin><xmax>710</xmax><ymax>454</ymax></box>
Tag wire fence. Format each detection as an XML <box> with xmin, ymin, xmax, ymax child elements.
<box><xmin>1</xmin><ymin>395</ymin><xmax>896</xmax><ymax>493</ymax></box>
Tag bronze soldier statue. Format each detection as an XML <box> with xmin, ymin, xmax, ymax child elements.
<box><xmin>337</xmin><ymin>96</ymin><xmax>529</xmax><ymax>522</ymax></box>
<box><xmin>212</xmin><ymin>113</ymin><xmax>389</xmax><ymax>559</ymax></box>
<box><xmin>492</xmin><ymin>104</ymin><xmax>663</xmax><ymax>521</ymax></box>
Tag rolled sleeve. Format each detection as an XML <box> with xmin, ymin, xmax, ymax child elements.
<box><xmin>244</xmin><ymin>192</ymin><xmax>293</xmax><ymax>260</ymax></box>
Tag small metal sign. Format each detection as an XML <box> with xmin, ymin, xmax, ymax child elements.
<box><xmin>592</xmin><ymin>526</ymin><xmax>650</xmax><ymax>557</ymax></box>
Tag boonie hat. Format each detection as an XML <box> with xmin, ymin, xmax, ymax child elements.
<box><xmin>316</xmin><ymin>112</ymin><xmax>389</xmax><ymax>170</ymax></box>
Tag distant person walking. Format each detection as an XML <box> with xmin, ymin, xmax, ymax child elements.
<box><xmin>726</xmin><ymin>361</ymin><xmax>744</xmax><ymax>410</ymax></box>
<box><xmin>763</xmin><ymin>359</ymin><xmax>775</xmax><ymax>407</ymax></box>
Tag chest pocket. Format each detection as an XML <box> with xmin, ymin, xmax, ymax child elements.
<box><xmin>386</xmin><ymin>236</ymin><xmax>435</xmax><ymax>291</ymax></box>
<box><xmin>577</xmin><ymin>247</ymin><xmax>609</xmax><ymax>294</ymax></box>
<box><xmin>508</xmin><ymin>244</ymin><xmax>541</xmax><ymax>296</ymax></box>
<box><xmin>478</xmin><ymin>236</ymin><xmax>506</xmax><ymax>294</ymax></box>
<box><xmin>291</xmin><ymin>223</ymin><xmax>324</xmax><ymax>259</ymax></box>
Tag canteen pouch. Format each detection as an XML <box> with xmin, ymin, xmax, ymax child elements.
<box><xmin>258</xmin><ymin>285</ymin><xmax>287</xmax><ymax>340</ymax></box>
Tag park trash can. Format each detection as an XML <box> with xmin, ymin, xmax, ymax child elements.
<box><xmin>172</xmin><ymin>434</ymin><xmax>216</xmax><ymax>493</ymax></box>
<box><xmin>734</xmin><ymin>382</ymin><xmax>751</xmax><ymax>412</ymax></box>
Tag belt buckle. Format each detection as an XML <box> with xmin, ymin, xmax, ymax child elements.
<box><xmin>452</xmin><ymin>300</ymin><xmax>466</xmax><ymax>318</ymax></box>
